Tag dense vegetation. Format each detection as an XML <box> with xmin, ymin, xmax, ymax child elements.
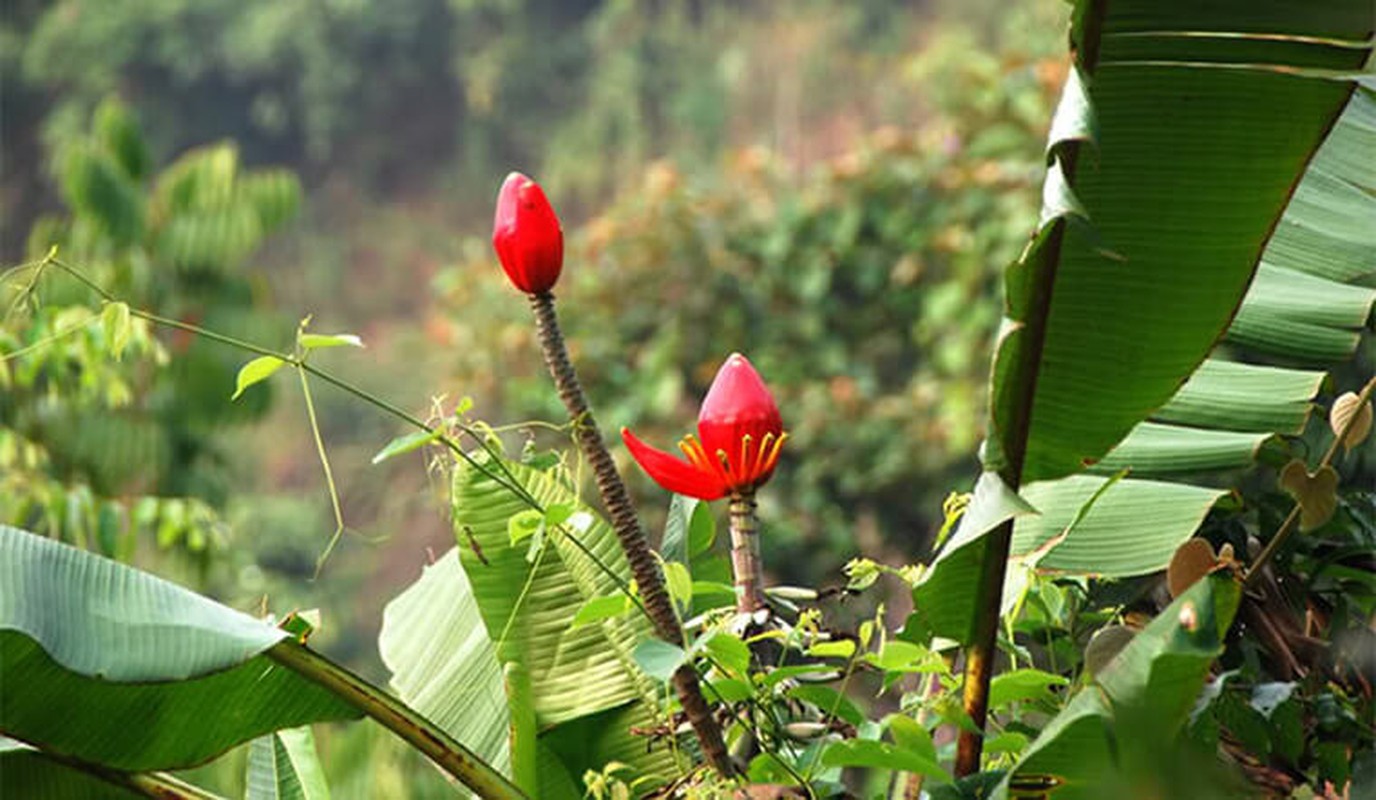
<box><xmin>1</xmin><ymin>1</ymin><xmax>1373</xmax><ymax>798</ymax></box>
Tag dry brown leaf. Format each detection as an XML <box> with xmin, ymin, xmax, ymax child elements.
<box><xmin>1279</xmin><ymin>459</ymin><xmax>1339</xmax><ymax>532</ymax></box>
<box><xmin>1329</xmin><ymin>391</ymin><xmax>1373</xmax><ymax>452</ymax></box>
<box><xmin>1168</xmin><ymin>538</ymin><xmax>1218</xmax><ymax>598</ymax></box>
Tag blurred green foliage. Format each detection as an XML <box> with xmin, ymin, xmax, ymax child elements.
<box><xmin>1</xmin><ymin>97</ymin><xmax>299</xmax><ymax>561</ymax></box>
<box><xmin>434</xmin><ymin>31</ymin><xmax>1064</xmax><ymax>576</ymax></box>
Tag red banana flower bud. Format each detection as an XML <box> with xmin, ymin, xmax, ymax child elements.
<box><xmin>492</xmin><ymin>171</ymin><xmax>563</xmax><ymax>294</ymax></box>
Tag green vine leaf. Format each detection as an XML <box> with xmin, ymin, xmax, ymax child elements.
<box><xmin>232</xmin><ymin>356</ymin><xmax>286</xmax><ymax>400</ymax></box>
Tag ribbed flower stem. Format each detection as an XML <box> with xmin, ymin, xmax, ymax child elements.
<box><xmin>728</xmin><ymin>490</ymin><xmax>765</xmax><ymax>614</ymax></box>
<box><xmin>527</xmin><ymin>291</ymin><xmax>734</xmax><ymax>777</ymax></box>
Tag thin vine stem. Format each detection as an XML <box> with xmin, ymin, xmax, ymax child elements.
<box><xmin>296</xmin><ymin>364</ymin><xmax>347</xmax><ymax>574</ymax></box>
<box><xmin>17</xmin><ymin>257</ymin><xmax>668</xmax><ymax>630</ymax></box>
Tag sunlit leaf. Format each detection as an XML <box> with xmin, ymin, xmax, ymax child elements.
<box><xmin>232</xmin><ymin>356</ymin><xmax>286</xmax><ymax>401</ymax></box>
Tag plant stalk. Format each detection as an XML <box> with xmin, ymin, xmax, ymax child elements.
<box><xmin>728</xmin><ymin>490</ymin><xmax>765</xmax><ymax>614</ymax></box>
<box><xmin>31</xmin><ymin>751</ymin><xmax>226</xmax><ymax>800</ymax></box>
<box><xmin>954</xmin><ymin>0</ymin><xmax>1106</xmax><ymax>777</ymax></box>
<box><xmin>266</xmin><ymin>640</ymin><xmax>525</xmax><ymax>799</ymax></box>
<box><xmin>526</xmin><ymin>291</ymin><xmax>734</xmax><ymax>777</ymax></box>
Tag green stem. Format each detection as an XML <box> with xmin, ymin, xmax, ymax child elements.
<box><xmin>526</xmin><ymin>290</ymin><xmax>735</xmax><ymax>778</ymax></box>
<box><xmin>22</xmin><ymin>749</ymin><xmax>225</xmax><ymax>800</ymax></box>
<box><xmin>46</xmin><ymin>258</ymin><xmax>543</xmax><ymax>512</ymax></box>
<box><xmin>266</xmin><ymin>640</ymin><xmax>525</xmax><ymax>799</ymax></box>
<box><xmin>40</xmin><ymin>257</ymin><xmax>666</xmax><ymax>630</ymax></box>
<box><xmin>954</xmin><ymin>0</ymin><xmax>1107</xmax><ymax>777</ymax></box>
<box><xmin>1244</xmin><ymin>375</ymin><xmax>1376</xmax><ymax>586</ymax></box>
<box><xmin>296</xmin><ymin>366</ymin><xmax>347</xmax><ymax>574</ymax></box>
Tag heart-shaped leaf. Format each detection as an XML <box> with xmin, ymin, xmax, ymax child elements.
<box><xmin>1167</xmin><ymin>538</ymin><xmax>1217</xmax><ymax>599</ymax></box>
<box><xmin>1329</xmin><ymin>391</ymin><xmax>1373</xmax><ymax>452</ymax></box>
<box><xmin>1278</xmin><ymin>460</ymin><xmax>1338</xmax><ymax>531</ymax></box>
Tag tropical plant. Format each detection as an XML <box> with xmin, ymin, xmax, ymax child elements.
<box><xmin>1</xmin><ymin>97</ymin><xmax>299</xmax><ymax>560</ymax></box>
<box><xmin>910</xmin><ymin>0</ymin><xmax>1376</xmax><ymax>788</ymax></box>
<box><xmin>3</xmin><ymin>1</ymin><xmax>1374</xmax><ymax>798</ymax></box>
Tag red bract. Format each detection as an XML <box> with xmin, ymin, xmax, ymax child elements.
<box><xmin>622</xmin><ymin>353</ymin><xmax>786</xmax><ymax>501</ymax></box>
<box><xmin>492</xmin><ymin>171</ymin><xmax>563</xmax><ymax>294</ymax></box>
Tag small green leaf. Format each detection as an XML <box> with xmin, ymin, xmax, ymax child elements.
<box><xmin>699</xmin><ymin>631</ymin><xmax>750</xmax><ymax>678</ymax></box>
<box><xmin>885</xmin><ymin>714</ymin><xmax>937</xmax><ymax>763</ymax></box>
<box><xmin>688</xmin><ymin>501</ymin><xmax>716</xmax><ymax>558</ymax></box>
<box><xmin>233</xmin><ymin>356</ymin><xmax>286</xmax><ymax>400</ymax></box>
<box><xmin>660</xmin><ymin>495</ymin><xmax>696</xmax><ymax>564</ymax></box>
<box><xmin>702</xmin><ymin>677</ymin><xmax>752</xmax><ymax>704</ymax></box>
<box><xmin>787</xmin><ymin>685</ymin><xmax>864</xmax><ymax>726</ymax></box>
<box><xmin>689</xmin><ymin>581</ymin><xmax>736</xmax><ymax>611</ymax></box>
<box><xmin>870</xmin><ymin>640</ymin><xmax>927</xmax><ymax>672</ymax></box>
<box><xmin>759</xmin><ymin>663</ymin><xmax>841</xmax><ymax>688</ymax></box>
<box><xmin>571</xmin><ymin>595</ymin><xmax>631</xmax><ymax>627</ymax></box>
<box><xmin>663</xmin><ymin>561</ymin><xmax>693</xmax><ymax>610</ymax></box>
<box><xmin>984</xmin><ymin>731</ymin><xmax>1030</xmax><ymax>756</ymax></box>
<box><xmin>632</xmin><ymin>640</ymin><xmax>686</xmax><ymax>682</ymax></box>
<box><xmin>543</xmin><ymin>503</ymin><xmax>574</xmax><ymax>527</ymax></box>
<box><xmin>101</xmin><ymin>301</ymin><xmax>131</xmax><ymax>360</ymax></box>
<box><xmin>298</xmin><ymin>333</ymin><xmax>363</xmax><ymax>350</ymax></box>
<box><xmin>819</xmin><ymin>739</ymin><xmax>948</xmax><ymax>781</ymax></box>
<box><xmin>371</xmin><ymin>429</ymin><xmax>443</xmax><ymax>464</ymax></box>
<box><xmin>507</xmin><ymin>510</ymin><xmax>544</xmax><ymax>546</ymax></box>
<box><xmin>989</xmin><ymin>668</ymin><xmax>1068</xmax><ymax>711</ymax></box>
<box><xmin>808</xmin><ymin>640</ymin><xmax>856</xmax><ymax>659</ymax></box>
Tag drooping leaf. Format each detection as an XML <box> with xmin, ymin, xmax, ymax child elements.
<box><xmin>819</xmin><ymin>739</ymin><xmax>948</xmax><ymax>781</ymax></box>
<box><xmin>370</xmin><ymin>428</ymin><xmax>443</xmax><ymax>464</ymax></box>
<box><xmin>0</xmin><ymin>526</ymin><xmax>358</xmax><ymax>772</ymax></box>
<box><xmin>1011</xmin><ymin>476</ymin><xmax>1226</xmax><ymax>577</ymax></box>
<box><xmin>378</xmin><ymin>549</ymin><xmax>510</xmax><ymax>783</ymax></box>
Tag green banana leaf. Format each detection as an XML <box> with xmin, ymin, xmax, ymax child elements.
<box><xmin>379</xmin><ymin>545</ymin><xmax>683</xmax><ymax>799</ymax></box>
<box><xmin>245</xmin><ymin>727</ymin><xmax>331</xmax><ymax>800</ymax></box>
<box><xmin>0</xmin><ymin>525</ymin><xmax>359</xmax><ymax>772</ymax></box>
<box><xmin>926</xmin><ymin>0</ymin><xmax>1374</xmax><ymax>616</ymax></box>
<box><xmin>378</xmin><ymin>549</ymin><xmax>512</xmax><ymax>782</ymax></box>
<box><xmin>1015</xmin><ymin>86</ymin><xmax>1376</xmax><ymax>576</ymax></box>
<box><xmin>449</xmin><ymin>455</ymin><xmax>659</xmax><ymax>726</ymax></box>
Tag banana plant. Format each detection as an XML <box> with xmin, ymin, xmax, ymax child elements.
<box><xmin>917</xmin><ymin>0</ymin><xmax>1376</xmax><ymax>775</ymax></box>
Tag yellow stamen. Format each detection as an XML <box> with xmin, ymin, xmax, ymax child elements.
<box><xmin>738</xmin><ymin>434</ymin><xmax>753</xmax><ymax>486</ymax></box>
<box><xmin>679</xmin><ymin>434</ymin><xmax>733</xmax><ymax>486</ymax></box>
<box><xmin>714</xmin><ymin>448</ymin><xmax>734</xmax><ymax>486</ymax></box>
<box><xmin>760</xmin><ymin>431</ymin><xmax>788</xmax><ymax>476</ymax></box>
<box><xmin>751</xmin><ymin>432</ymin><xmax>775</xmax><ymax>477</ymax></box>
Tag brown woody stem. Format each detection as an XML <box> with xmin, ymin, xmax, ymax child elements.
<box><xmin>527</xmin><ymin>291</ymin><xmax>734</xmax><ymax>777</ymax></box>
<box><xmin>728</xmin><ymin>490</ymin><xmax>766</xmax><ymax>614</ymax></box>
